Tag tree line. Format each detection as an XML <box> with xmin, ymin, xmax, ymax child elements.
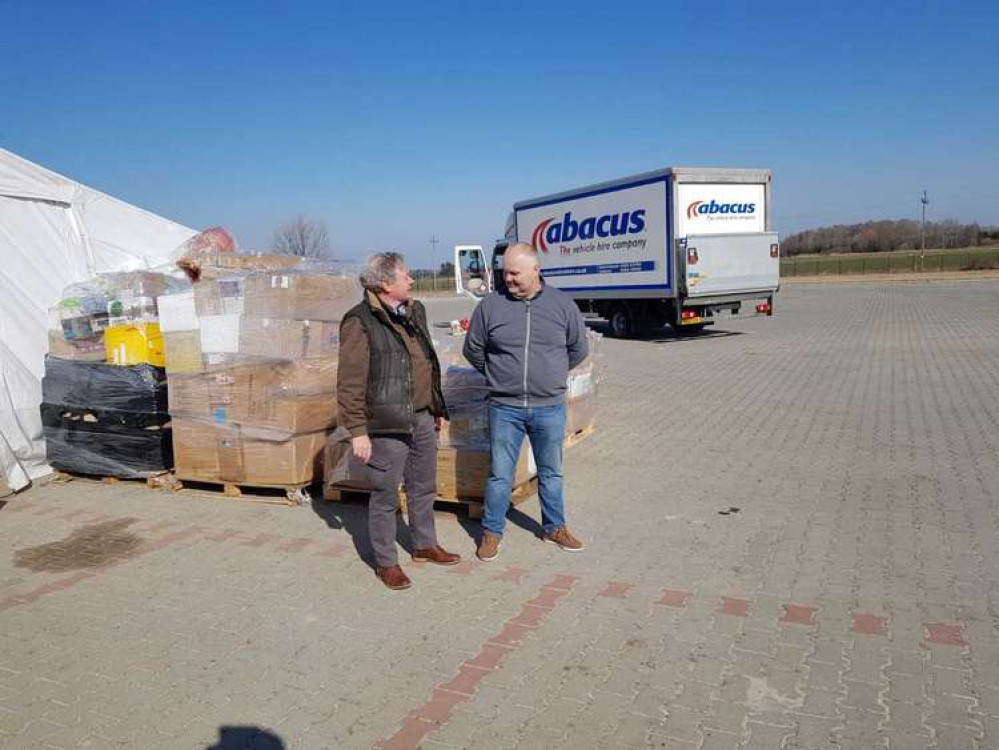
<box><xmin>781</xmin><ymin>220</ymin><xmax>999</xmax><ymax>256</ymax></box>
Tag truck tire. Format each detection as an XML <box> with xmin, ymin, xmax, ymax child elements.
<box><xmin>608</xmin><ymin>304</ymin><xmax>635</xmax><ymax>338</ymax></box>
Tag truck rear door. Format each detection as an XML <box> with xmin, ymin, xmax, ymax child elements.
<box><xmin>681</xmin><ymin>232</ymin><xmax>780</xmax><ymax>298</ymax></box>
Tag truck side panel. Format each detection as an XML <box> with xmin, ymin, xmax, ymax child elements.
<box><xmin>514</xmin><ymin>176</ymin><xmax>674</xmax><ymax>296</ymax></box>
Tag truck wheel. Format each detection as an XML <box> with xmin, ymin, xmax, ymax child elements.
<box><xmin>608</xmin><ymin>305</ymin><xmax>635</xmax><ymax>338</ymax></box>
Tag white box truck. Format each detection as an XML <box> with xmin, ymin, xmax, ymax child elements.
<box><xmin>455</xmin><ymin>167</ymin><xmax>779</xmax><ymax>336</ymax></box>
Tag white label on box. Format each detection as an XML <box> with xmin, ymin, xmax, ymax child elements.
<box><xmin>157</xmin><ymin>292</ymin><xmax>199</xmax><ymax>333</ymax></box>
<box><xmin>199</xmin><ymin>314</ymin><xmax>241</xmax><ymax>353</ymax></box>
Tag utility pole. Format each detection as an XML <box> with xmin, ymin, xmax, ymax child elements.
<box><xmin>920</xmin><ymin>190</ymin><xmax>929</xmax><ymax>253</ymax></box>
<box><xmin>429</xmin><ymin>234</ymin><xmax>439</xmax><ymax>291</ymax></box>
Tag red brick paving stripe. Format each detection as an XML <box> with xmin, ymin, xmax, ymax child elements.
<box><xmin>487</xmin><ymin>622</ymin><xmax>535</xmax><ymax>647</ymax></box>
<box><xmin>376</xmin><ymin>574</ymin><xmax>578</xmax><ymax>749</ymax></box>
<box><xmin>0</xmin><ymin>571</ymin><xmax>97</xmax><ymax>610</ymax></box>
<box><xmin>377</xmin><ymin>717</ymin><xmax>436</xmax><ymax>750</ymax></box>
<box><xmin>446</xmin><ymin>561</ymin><xmax>479</xmax><ymax>576</ymax></box>
<box><xmin>780</xmin><ymin>604</ymin><xmax>818</xmax><ymax>626</ymax></box>
<box><xmin>205</xmin><ymin>529</ymin><xmax>245</xmax><ymax>543</ymax></box>
<box><xmin>275</xmin><ymin>537</ymin><xmax>315</xmax><ymax>553</ymax></box>
<box><xmin>464</xmin><ymin>643</ymin><xmax>513</xmax><ymax>671</ymax></box>
<box><xmin>852</xmin><ymin>613</ymin><xmax>888</xmax><ymax>636</ymax></box>
<box><xmin>0</xmin><ymin>525</ymin><xmax>204</xmax><ymax>611</ymax></box>
<box><xmin>437</xmin><ymin>665</ymin><xmax>491</xmax><ymax>696</ymax></box>
<box><xmin>546</xmin><ymin>573</ymin><xmax>580</xmax><ymax>590</ymax></box>
<box><xmin>525</xmin><ymin>587</ymin><xmax>569</xmax><ymax>609</ymax></box>
<box><xmin>313</xmin><ymin>543</ymin><xmax>351</xmax><ymax>558</ymax></box>
<box><xmin>925</xmin><ymin>623</ymin><xmax>967</xmax><ymax>646</ymax></box>
<box><xmin>411</xmin><ymin>688</ymin><xmax>469</xmax><ymax>724</ymax></box>
<box><xmin>491</xmin><ymin>566</ymin><xmax>529</xmax><ymax>583</ymax></box>
<box><xmin>598</xmin><ymin>581</ymin><xmax>635</xmax><ymax>599</ymax></box>
<box><xmin>656</xmin><ymin>589</ymin><xmax>693</xmax><ymax>608</ymax></box>
<box><xmin>510</xmin><ymin>604</ymin><xmax>549</xmax><ymax>628</ymax></box>
<box><xmin>239</xmin><ymin>533</ymin><xmax>279</xmax><ymax>548</ymax></box>
<box><xmin>719</xmin><ymin>597</ymin><xmax>751</xmax><ymax>617</ymax></box>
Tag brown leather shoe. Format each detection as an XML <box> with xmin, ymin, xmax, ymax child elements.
<box><xmin>542</xmin><ymin>526</ymin><xmax>585</xmax><ymax>552</ymax></box>
<box><xmin>476</xmin><ymin>531</ymin><xmax>501</xmax><ymax>562</ymax></box>
<box><xmin>412</xmin><ymin>545</ymin><xmax>461</xmax><ymax>566</ymax></box>
<box><xmin>375</xmin><ymin>565</ymin><xmax>412</xmax><ymax>590</ymax></box>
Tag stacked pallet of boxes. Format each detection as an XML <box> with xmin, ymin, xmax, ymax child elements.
<box><xmin>41</xmin><ymin>272</ymin><xmax>180</xmax><ymax>478</ymax></box>
<box><xmin>158</xmin><ymin>259</ymin><xmax>359</xmax><ymax>497</ymax></box>
<box><xmin>323</xmin><ymin>331</ymin><xmax>602</xmax><ymax>505</ymax></box>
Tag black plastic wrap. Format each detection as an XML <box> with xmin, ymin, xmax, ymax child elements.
<box><xmin>43</xmin><ymin>413</ymin><xmax>173</xmax><ymax>479</ymax></box>
<box><xmin>39</xmin><ymin>403</ymin><xmax>171</xmax><ymax>431</ymax></box>
<box><xmin>41</xmin><ymin>356</ymin><xmax>168</xmax><ymax>413</ymax></box>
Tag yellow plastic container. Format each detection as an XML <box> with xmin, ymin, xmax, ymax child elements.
<box><xmin>105</xmin><ymin>322</ymin><xmax>165</xmax><ymax>367</ymax></box>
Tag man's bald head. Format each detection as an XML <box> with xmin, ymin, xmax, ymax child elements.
<box><xmin>503</xmin><ymin>242</ymin><xmax>542</xmax><ymax>299</ymax></box>
<box><xmin>505</xmin><ymin>242</ymin><xmax>539</xmax><ymax>264</ymax></box>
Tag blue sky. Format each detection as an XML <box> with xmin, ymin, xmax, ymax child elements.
<box><xmin>3</xmin><ymin>1</ymin><xmax>996</xmax><ymax>268</ymax></box>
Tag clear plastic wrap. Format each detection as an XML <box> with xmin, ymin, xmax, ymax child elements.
<box><xmin>193</xmin><ymin>270</ymin><xmax>361</xmax><ymax>321</ymax></box>
<box><xmin>173</xmin><ymin>227</ymin><xmax>238</xmax><ymax>282</ymax></box>
<box><xmin>40</xmin><ymin>358</ymin><xmax>172</xmax><ymax>478</ymax></box>
<box><xmin>433</xmin><ymin>329</ymin><xmax>604</xmax><ymax>449</ymax></box>
<box><xmin>48</xmin><ymin>271</ymin><xmax>188</xmax><ymax>365</ymax></box>
<box><xmin>172</xmin><ymin>418</ymin><xmax>325</xmax><ymax>486</ymax></box>
<box><xmin>167</xmin><ymin>359</ymin><xmax>337</xmax><ymax>439</ymax></box>
<box><xmin>322</xmin><ymin>427</ymin><xmax>535</xmax><ymax>499</ymax></box>
<box><xmin>42</xmin><ymin>407</ymin><xmax>172</xmax><ymax>479</ymax></box>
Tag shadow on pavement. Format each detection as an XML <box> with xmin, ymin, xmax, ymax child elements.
<box><xmin>310</xmin><ymin>493</ymin><xmax>420</xmax><ymax>571</ymax></box>
<box><xmin>206</xmin><ymin>725</ymin><xmax>285</xmax><ymax>749</ymax></box>
<box><xmin>586</xmin><ymin>320</ymin><xmax>745</xmax><ymax>344</ymax></box>
<box><xmin>452</xmin><ymin>499</ymin><xmax>544</xmax><ymax>543</ymax></box>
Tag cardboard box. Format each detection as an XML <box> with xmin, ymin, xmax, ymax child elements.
<box><xmin>157</xmin><ymin>291</ymin><xmax>199</xmax><ymax>333</ymax></box>
<box><xmin>47</xmin><ymin>331</ymin><xmax>106</xmax><ymax>362</ymax></box>
<box><xmin>168</xmin><ymin>360</ymin><xmax>336</xmax><ymax>433</ymax></box>
<box><xmin>323</xmin><ymin>431</ymin><xmax>533</xmax><ymax>500</ymax></box>
<box><xmin>194</xmin><ymin>277</ymin><xmax>246</xmax><ymax>317</ymax></box>
<box><xmin>209</xmin><ymin>254</ymin><xmax>303</xmax><ymax>273</ymax></box>
<box><xmin>105</xmin><ymin>322</ymin><xmax>165</xmax><ymax>367</ymax></box>
<box><xmin>172</xmin><ymin>418</ymin><xmax>326</xmax><ymax>486</ymax></box>
<box><xmin>239</xmin><ymin>318</ymin><xmax>339</xmax><ymax>360</ymax></box>
<box><xmin>436</xmin><ymin>444</ymin><xmax>532</xmax><ymax>499</ymax></box>
<box><xmin>565</xmin><ymin>396</ymin><xmax>597</xmax><ymax>436</ymax></box>
<box><xmin>163</xmin><ymin>331</ymin><xmax>203</xmax><ymax>373</ymax></box>
<box><xmin>243</xmin><ymin>273</ymin><xmax>358</xmax><ymax>321</ymax></box>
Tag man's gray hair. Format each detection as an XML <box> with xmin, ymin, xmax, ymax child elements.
<box><xmin>360</xmin><ymin>252</ymin><xmax>405</xmax><ymax>291</ymax></box>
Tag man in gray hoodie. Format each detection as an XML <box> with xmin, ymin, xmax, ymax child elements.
<box><xmin>463</xmin><ymin>243</ymin><xmax>589</xmax><ymax>561</ymax></box>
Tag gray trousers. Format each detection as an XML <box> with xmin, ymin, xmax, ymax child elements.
<box><xmin>367</xmin><ymin>411</ymin><xmax>438</xmax><ymax>567</ymax></box>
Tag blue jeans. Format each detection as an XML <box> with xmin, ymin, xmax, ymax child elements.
<box><xmin>482</xmin><ymin>402</ymin><xmax>566</xmax><ymax>536</ymax></box>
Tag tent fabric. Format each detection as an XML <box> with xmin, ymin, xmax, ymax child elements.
<box><xmin>0</xmin><ymin>148</ymin><xmax>196</xmax><ymax>491</ymax></box>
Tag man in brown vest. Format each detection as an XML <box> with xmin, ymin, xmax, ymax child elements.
<box><xmin>337</xmin><ymin>252</ymin><xmax>461</xmax><ymax>589</ymax></box>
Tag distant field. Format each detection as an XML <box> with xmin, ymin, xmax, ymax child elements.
<box><xmin>413</xmin><ymin>246</ymin><xmax>999</xmax><ymax>290</ymax></box>
<box><xmin>781</xmin><ymin>246</ymin><xmax>999</xmax><ymax>276</ymax></box>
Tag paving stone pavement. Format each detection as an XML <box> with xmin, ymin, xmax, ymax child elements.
<box><xmin>1</xmin><ymin>279</ymin><xmax>998</xmax><ymax>750</ymax></box>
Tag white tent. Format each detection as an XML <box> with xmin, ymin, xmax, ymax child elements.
<box><xmin>0</xmin><ymin>148</ymin><xmax>197</xmax><ymax>491</ymax></box>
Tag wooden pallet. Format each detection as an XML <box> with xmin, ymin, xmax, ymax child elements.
<box><xmin>563</xmin><ymin>423</ymin><xmax>596</xmax><ymax>449</ymax></box>
<box><xmin>153</xmin><ymin>474</ymin><xmax>313</xmax><ymax>506</ymax></box>
<box><xmin>50</xmin><ymin>469</ymin><xmax>171</xmax><ymax>489</ymax></box>
<box><xmin>324</xmin><ymin>476</ymin><xmax>538</xmax><ymax>520</ymax></box>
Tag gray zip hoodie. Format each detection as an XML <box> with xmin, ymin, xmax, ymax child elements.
<box><xmin>462</xmin><ymin>284</ymin><xmax>589</xmax><ymax>407</ymax></box>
